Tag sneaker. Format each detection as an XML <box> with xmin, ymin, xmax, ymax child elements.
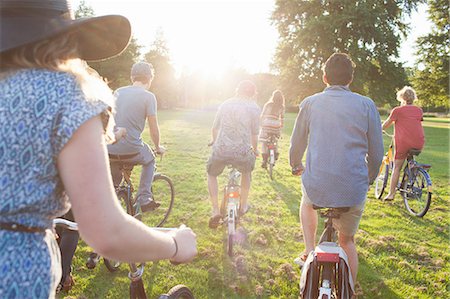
<box><xmin>62</xmin><ymin>274</ymin><xmax>75</xmax><ymax>292</ymax></box>
<box><xmin>294</xmin><ymin>252</ymin><xmax>308</xmax><ymax>268</ymax></box>
<box><xmin>208</xmin><ymin>214</ymin><xmax>222</xmax><ymax>229</ymax></box>
<box><xmin>140</xmin><ymin>200</ymin><xmax>161</xmax><ymax>213</ymax></box>
<box><xmin>86</xmin><ymin>252</ymin><xmax>100</xmax><ymax>269</ymax></box>
<box><xmin>261</xmin><ymin>162</ymin><xmax>267</xmax><ymax>169</ymax></box>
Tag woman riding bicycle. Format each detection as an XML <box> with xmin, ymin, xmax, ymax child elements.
<box><xmin>0</xmin><ymin>1</ymin><xmax>196</xmax><ymax>297</ymax></box>
<box><xmin>382</xmin><ymin>86</ymin><xmax>425</xmax><ymax>201</ymax></box>
<box><xmin>259</xmin><ymin>90</ymin><xmax>285</xmax><ymax>169</ymax></box>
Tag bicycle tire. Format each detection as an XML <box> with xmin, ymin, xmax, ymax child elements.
<box><xmin>401</xmin><ymin>168</ymin><xmax>432</xmax><ymax>217</ymax></box>
<box><xmin>227</xmin><ymin>233</ymin><xmax>234</xmax><ymax>257</ymax></box>
<box><xmin>130</xmin><ymin>279</ymin><xmax>147</xmax><ymax>299</ymax></box>
<box><xmin>165</xmin><ymin>284</ymin><xmax>195</xmax><ymax>299</ymax></box>
<box><xmin>301</xmin><ymin>258</ymin><xmax>319</xmax><ymax>299</ymax></box>
<box><xmin>269</xmin><ymin>149</ymin><xmax>274</xmax><ymax>180</ymax></box>
<box><xmin>375</xmin><ymin>164</ymin><xmax>389</xmax><ymax>199</ymax></box>
<box><xmin>142</xmin><ymin>174</ymin><xmax>175</xmax><ymax>227</ymax></box>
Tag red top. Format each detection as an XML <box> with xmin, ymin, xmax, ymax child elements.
<box><xmin>390</xmin><ymin>105</ymin><xmax>425</xmax><ymax>158</ymax></box>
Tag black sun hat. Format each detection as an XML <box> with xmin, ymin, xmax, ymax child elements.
<box><xmin>0</xmin><ymin>0</ymin><xmax>132</xmax><ymax>61</ymax></box>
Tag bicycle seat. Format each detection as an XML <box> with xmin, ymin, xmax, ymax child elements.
<box><xmin>408</xmin><ymin>149</ymin><xmax>422</xmax><ymax>156</ymax></box>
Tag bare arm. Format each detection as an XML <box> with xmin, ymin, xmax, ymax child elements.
<box><xmin>382</xmin><ymin>115</ymin><xmax>394</xmax><ymax>130</ymax></box>
<box><xmin>211</xmin><ymin>127</ymin><xmax>219</xmax><ymax>144</ymax></box>
<box><xmin>289</xmin><ymin>102</ymin><xmax>309</xmax><ymax>169</ymax></box>
<box><xmin>147</xmin><ymin>115</ymin><xmax>162</xmax><ymax>152</ymax></box>
<box><xmin>368</xmin><ymin>105</ymin><xmax>385</xmax><ymax>184</ymax></box>
<box><xmin>251</xmin><ymin>134</ymin><xmax>258</xmax><ymax>153</ymax></box>
<box><xmin>58</xmin><ymin>116</ymin><xmax>196</xmax><ymax>263</ymax></box>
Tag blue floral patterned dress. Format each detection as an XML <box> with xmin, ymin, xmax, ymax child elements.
<box><xmin>0</xmin><ymin>69</ymin><xmax>109</xmax><ymax>298</ymax></box>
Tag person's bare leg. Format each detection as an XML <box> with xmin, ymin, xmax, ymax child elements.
<box><xmin>207</xmin><ymin>174</ymin><xmax>220</xmax><ymax>216</ymax></box>
<box><xmin>240</xmin><ymin>172</ymin><xmax>251</xmax><ymax>213</ymax></box>
<box><xmin>300</xmin><ymin>200</ymin><xmax>318</xmax><ymax>254</ymax></box>
<box><xmin>338</xmin><ymin>233</ymin><xmax>358</xmax><ymax>286</ymax></box>
<box><xmin>384</xmin><ymin>158</ymin><xmax>405</xmax><ymax>200</ymax></box>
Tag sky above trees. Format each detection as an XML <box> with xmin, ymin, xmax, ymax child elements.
<box><xmin>72</xmin><ymin>0</ymin><xmax>431</xmax><ymax>75</ymax></box>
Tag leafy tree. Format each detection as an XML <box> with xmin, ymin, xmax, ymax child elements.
<box><xmin>411</xmin><ymin>0</ymin><xmax>449</xmax><ymax>110</ymax></box>
<box><xmin>144</xmin><ymin>29</ymin><xmax>177</xmax><ymax>108</ymax></box>
<box><xmin>74</xmin><ymin>0</ymin><xmax>95</xmax><ymax>18</ymax></box>
<box><xmin>75</xmin><ymin>1</ymin><xmax>141</xmax><ymax>90</ymax></box>
<box><xmin>271</xmin><ymin>0</ymin><xmax>423</xmax><ymax>105</ymax></box>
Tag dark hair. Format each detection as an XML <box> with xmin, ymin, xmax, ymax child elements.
<box><xmin>322</xmin><ymin>53</ymin><xmax>355</xmax><ymax>86</ymax></box>
<box><xmin>236</xmin><ymin>80</ymin><xmax>257</xmax><ymax>98</ymax></box>
<box><xmin>270</xmin><ymin>90</ymin><xmax>285</xmax><ymax>112</ymax></box>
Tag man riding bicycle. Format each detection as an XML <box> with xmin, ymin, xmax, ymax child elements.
<box><xmin>206</xmin><ymin>80</ymin><xmax>261</xmax><ymax>228</ymax></box>
<box><xmin>289</xmin><ymin>53</ymin><xmax>384</xmax><ymax>285</ymax></box>
<box><xmin>108</xmin><ymin>61</ymin><xmax>165</xmax><ymax>213</ymax></box>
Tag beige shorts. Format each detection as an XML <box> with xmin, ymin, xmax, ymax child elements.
<box><xmin>301</xmin><ymin>185</ymin><xmax>365</xmax><ymax>236</ymax></box>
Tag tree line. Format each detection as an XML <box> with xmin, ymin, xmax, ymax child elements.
<box><xmin>77</xmin><ymin>0</ymin><xmax>448</xmax><ymax>111</ymax></box>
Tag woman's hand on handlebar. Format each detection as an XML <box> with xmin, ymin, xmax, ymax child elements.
<box><xmin>168</xmin><ymin>224</ymin><xmax>197</xmax><ymax>264</ymax></box>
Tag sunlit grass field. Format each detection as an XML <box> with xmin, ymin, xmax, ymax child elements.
<box><xmin>60</xmin><ymin>110</ymin><xmax>449</xmax><ymax>299</ymax></box>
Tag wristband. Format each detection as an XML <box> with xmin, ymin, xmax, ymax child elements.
<box><xmin>171</xmin><ymin>237</ymin><xmax>178</xmax><ymax>259</ymax></box>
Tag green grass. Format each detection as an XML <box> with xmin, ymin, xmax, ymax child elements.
<box><xmin>59</xmin><ymin>110</ymin><xmax>449</xmax><ymax>299</ymax></box>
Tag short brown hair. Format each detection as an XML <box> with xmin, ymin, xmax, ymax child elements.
<box><xmin>236</xmin><ymin>80</ymin><xmax>257</xmax><ymax>98</ymax></box>
<box><xmin>322</xmin><ymin>53</ymin><xmax>355</xmax><ymax>86</ymax></box>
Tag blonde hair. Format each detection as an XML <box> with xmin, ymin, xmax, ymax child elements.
<box><xmin>396</xmin><ymin>86</ymin><xmax>417</xmax><ymax>104</ymax></box>
<box><xmin>1</xmin><ymin>31</ymin><xmax>115</xmax><ymax>142</ymax></box>
<box><xmin>0</xmin><ymin>31</ymin><xmax>113</xmax><ymax>106</ymax></box>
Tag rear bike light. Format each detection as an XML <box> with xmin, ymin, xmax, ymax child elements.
<box><xmin>316</xmin><ymin>252</ymin><xmax>339</xmax><ymax>263</ymax></box>
<box><xmin>228</xmin><ymin>191</ymin><xmax>240</xmax><ymax>198</ymax></box>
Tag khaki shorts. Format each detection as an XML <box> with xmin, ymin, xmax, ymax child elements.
<box><xmin>301</xmin><ymin>185</ymin><xmax>365</xmax><ymax>236</ymax></box>
<box><xmin>206</xmin><ymin>154</ymin><xmax>255</xmax><ymax>177</ymax></box>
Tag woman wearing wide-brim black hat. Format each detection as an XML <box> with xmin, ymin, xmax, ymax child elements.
<box><xmin>0</xmin><ymin>1</ymin><xmax>197</xmax><ymax>298</ymax></box>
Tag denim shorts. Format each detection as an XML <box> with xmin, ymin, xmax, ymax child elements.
<box><xmin>301</xmin><ymin>185</ymin><xmax>365</xmax><ymax>236</ymax></box>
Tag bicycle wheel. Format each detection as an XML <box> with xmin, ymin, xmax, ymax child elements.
<box><xmin>130</xmin><ymin>279</ymin><xmax>147</xmax><ymax>299</ymax></box>
<box><xmin>301</xmin><ymin>258</ymin><xmax>319</xmax><ymax>299</ymax></box>
<box><xmin>227</xmin><ymin>233</ymin><xmax>234</xmax><ymax>257</ymax></box>
<box><xmin>375</xmin><ymin>164</ymin><xmax>389</xmax><ymax>199</ymax></box>
<box><xmin>401</xmin><ymin>168</ymin><xmax>432</xmax><ymax>217</ymax></box>
<box><xmin>163</xmin><ymin>284</ymin><xmax>195</xmax><ymax>299</ymax></box>
<box><xmin>142</xmin><ymin>174</ymin><xmax>175</xmax><ymax>227</ymax></box>
<box><xmin>227</xmin><ymin>208</ymin><xmax>236</xmax><ymax>257</ymax></box>
<box><xmin>268</xmin><ymin>149</ymin><xmax>274</xmax><ymax>180</ymax></box>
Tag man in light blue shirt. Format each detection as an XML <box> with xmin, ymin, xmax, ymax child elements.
<box><xmin>108</xmin><ymin>61</ymin><xmax>165</xmax><ymax>213</ymax></box>
<box><xmin>289</xmin><ymin>53</ymin><xmax>384</xmax><ymax>284</ymax></box>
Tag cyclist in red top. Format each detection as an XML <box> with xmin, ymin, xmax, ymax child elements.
<box><xmin>382</xmin><ymin>86</ymin><xmax>425</xmax><ymax>200</ymax></box>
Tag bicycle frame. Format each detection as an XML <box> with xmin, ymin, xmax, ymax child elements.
<box><xmin>399</xmin><ymin>155</ymin><xmax>433</xmax><ymax>194</ymax></box>
<box><xmin>267</xmin><ymin>135</ymin><xmax>278</xmax><ymax>164</ymax></box>
<box><xmin>300</xmin><ymin>208</ymin><xmax>354</xmax><ymax>299</ymax></box>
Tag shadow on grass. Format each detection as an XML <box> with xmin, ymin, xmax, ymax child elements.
<box><xmin>270</xmin><ymin>178</ymin><xmax>301</xmax><ymax>217</ymax></box>
<box><xmin>358</xmin><ymin>257</ymin><xmax>402</xmax><ymax>299</ymax></box>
